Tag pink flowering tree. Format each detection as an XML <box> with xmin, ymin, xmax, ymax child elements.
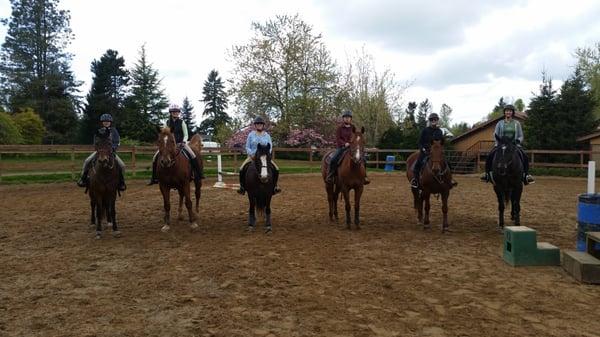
<box><xmin>225</xmin><ymin>126</ymin><xmax>252</xmax><ymax>149</ymax></box>
<box><xmin>285</xmin><ymin>128</ymin><xmax>333</xmax><ymax>148</ymax></box>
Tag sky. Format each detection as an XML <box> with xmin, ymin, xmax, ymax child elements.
<box><xmin>0</xmin><ymin>0</ymin><xmax>599</xmax><ymax>126</ymax></box>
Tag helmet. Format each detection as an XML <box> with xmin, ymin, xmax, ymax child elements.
<box><xmin>342</xmin><ymin>110</ymin><xmax>353</xmax><ymax>118</ymax></box>
<box><xmin>428</xmin><ymin>113</ymin><xmax>439</xmax><ymax>121</ymax></box>
<box><xmin>168</xmin><ymin>104</ymin><xmax>181</xmax><ymax>113</ymax></box>
<box><xmin>100</xmin><ymin>114</ymin><xmax>113</xmax><ymax>122</ymax></box>
<box><xmin>253</xmin><ymin>116</ymin><xmax>265</xmax><ymax>125</ymax></box>
<box><xmin>504</xmin><ymin>104</ymin><xmax>515</xmax><ymax>111</ymax></box>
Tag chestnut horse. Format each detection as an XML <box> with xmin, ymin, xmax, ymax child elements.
<box><xmin>155</xmin><ymin>128</ymin><xmax>203</xmax><ymax>232</ymax></box>
<box><xmin>321</xmin><ymin>127</ymin><xmax>366</xmax><ymax>229</ymax></box>
<box><xmin>406</xmin><ymin>140</ymin><xmax>452</xmax><ymax>232</ymax></box>
<box><xmin>88</xmin><ymin>132</ymin><xmax>120</xmax><ymax>239</ymax></box>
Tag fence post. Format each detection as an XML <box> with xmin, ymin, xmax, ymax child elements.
<box><xmin>375</xmin><ymin>151</ymin><xmax>379</xmax><ymax>169</ymax></box>
<box><xmin>476</xmin><ymin>150</ymin><xmax>481</xmax><ymax>173</ymax></box>
<box><xmin>272</xmin><ymin>148</ymin><xmax>276</xmax><ymax>160</ymax></box>
<box><xmin>71</xmin><ymin>146</ymin><xmax>75</xmax><ymax>180</ymax></box>
<box><xmin>581</xmin><ymin>151</ymin><xmax>584</xmax><ymax>168</ymax></box>
<box><xmin>0</xmin><ymin>152</ymin><xmax>2</xmax><ymax>183</ymax></box>
<box><xmin>131</xmin><ymin>146</ymin><xmax>137</xmax><ymax>177</ymax></box>
<box><xmin>233</xmin><ymin>151</ymin><xmax>238</xmax><ymax>173</ymax></box>
<box><xmin>309</xmin><ymin>148</ymin><xmax>313</xmax><ymax>163</ymax></box>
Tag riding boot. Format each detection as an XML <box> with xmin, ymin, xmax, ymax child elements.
<box><xmin>118</xmin><ymin>167</ymin><xmax>127</xmax><ymax>191</ymax></box>
<box><xmin>480</xmin><ymin>172</ymin><xmax>490</xmax><ymax>183</ymax></box>
<box><xmin>238</xmin><ymin>166</ymin><xmax>247</xmax><ymax>195</ymax></box>
<box><xmin>147</xmin><ymin>159</ymin><xmax>158</xmax><ymax>185</ymax></box>
<box><xmin>523</xmin><ymin>173</ymin><xmax>535</xmax><ymax>185</ymax></box>
<box><xmin>190</xmin><ymin>158</ymin><xmax>202</xmax><ymax>184</ymax></box>
<box><xmin>272</xmin><ymin>167</ymin><xmax>281</xmax><ymax>194</ymax></box>
<box><xmin>410</xmin><ymin>172</ymin><xmax>419</xmax><ymax>189</ymax></box>
<box><xmin>77</xmin><ymin>166</ymin><xmax>90</xmax><ymax>187</ymax></box>
<box><xmin>326</xmin><ymin>161</ymin><xmax>337</xmax><ymax>184</ymax></box>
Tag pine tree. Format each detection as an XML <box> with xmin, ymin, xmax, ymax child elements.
<box><xmin>181</xmin><ymin>96</ymin><xmax>196</xmax><ymax>136</ymax></box>
<box><xmin>199</xmin><ymin>69</ymin><xmax>229</xmax><ymax>137</ymax></box>
<box><xmin>524</xmin><ymin>72</ymin><xmax>557</xmax><ymax>149</ymax></box>
<box><xmin>403</xmin><ymin>101</ymin><xmax>417</xmax><ymax>129</ymax></box>
<box><xmin>0</xmin><ymin>0</ymin><xmax>80</xmax><ymax>143</ymax></box>
<box><xmin>439</xmin><ymin>103</ymin><xmax>452</xmax><ymax>128</ymax></box>
<box><xmin>80</xmin><ymin>49</ymin><xmax>129</xmax><ymax>143</ymax></box>
<box><xmin>416</xmin><ymin>99</ymin><xmax>431</xmax><ymax>130</ymax></box>
<box><xmin>121</xmin><ymin>45</ymin><xmax>168</xmax><ymax>142</ymax></box>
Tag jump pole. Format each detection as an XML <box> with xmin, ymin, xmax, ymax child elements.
<box><xmin>213</xmin><ymin>154</ymin><xmax>240</xmax><ymax>190</ymax></box>
<box><xmin>588</xmin><ymin>161</ymin><xmax>596</xmax><ymax>194</ymax></box>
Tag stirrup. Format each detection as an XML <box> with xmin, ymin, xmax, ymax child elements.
<box><xmin>410</xmin><ymin>178</ymin><xmax>418</xmax><ymax>189</ymax></box>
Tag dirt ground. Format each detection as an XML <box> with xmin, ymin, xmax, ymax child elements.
<box><xmin>1</xmin><ymin>173</ymin><xmax>599</xmax><ymax>337</ymax></box>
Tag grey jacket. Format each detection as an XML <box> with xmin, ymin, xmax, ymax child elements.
<box><xmin>494</xmin><ymin>119</ymin><xmax>523</xmax><ymax>146</ymax></box>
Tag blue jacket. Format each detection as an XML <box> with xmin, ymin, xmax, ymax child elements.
<box><xmin>246</xmin><ymin>131</ymin><xmax>272</xmax><ymax>156</ymax></box>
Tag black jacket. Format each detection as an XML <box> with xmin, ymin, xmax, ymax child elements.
<box><xmin>418</xmin><ymin>126</ymin><xmax>444</xmax><ymax>152</ymax></box>
<box><xmin>167</xmin><ymin>118</ymin><xmax>185</xmax><ymax>143</ymax></box>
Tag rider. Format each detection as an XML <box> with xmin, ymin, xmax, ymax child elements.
<box><xmin>481</xmin><ymin>104</ymin><xmax>535</xmax><ymax>185</ymax></box>
<box><xmin>77</xmin><ymin>113</ymin><xmax>126</xmax><ymax>191</ymax></box>
<box><xmin>325</xmin><ymin>110</ymin><xmax>370</xmax><ymax>185</ymax></box>
<box><xmin>148</xmin><ymin>103</ymin><xmax>203</xmax><ymax>185</ymax></box>
<box><xmin>237</xmin><ymin>116</ymin><xmax>281</xmax><ymax>195</ymax></box>
<box><xmin>410</xmin><ymin>113</ymin><xmax>457</xmax><ymax>189</ymax></box>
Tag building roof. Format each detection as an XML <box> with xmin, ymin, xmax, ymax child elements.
<box><xmin>577</xmin><ymin>130</ymin><xmax>600</xmax><ymax>142</ymax></box>
<box><xmin>450</xmin><ymin>112</ymin><xmax>527</xmax><ymax>143</ymax></box>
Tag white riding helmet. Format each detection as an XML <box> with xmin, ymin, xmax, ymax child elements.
<box><xmin>168</xmin><ymin>103</ymin><xmax>181</xmax><ymax>112</ymax></box>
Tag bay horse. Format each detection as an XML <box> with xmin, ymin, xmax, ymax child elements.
<box><xmin>406</xmin><ymin>140</ymin><xmax>452</xmax><ymax>232</ymax></box>
<box><xmin>88</xmin><ymin>132</ymin><xmax>120</xmax><ymax>239</ymax></box>
<box><xmin>490</xmin><ymin>135</ymin><xmax>523</xmax><ymax>229</ymax></box>
<box><xmin>155</xmin><ymin>128</ymin><xmax>203</xmax><ymax>232</ymax></box>
<box><xmin>321</xmin><ymin>127</ymin><xmax>366</xmax><ymax>229</ymax></box>
<box><xmin>244</xmin><ymin>143</ymin><xmax>275</xmax><ymax>233</ymax></box>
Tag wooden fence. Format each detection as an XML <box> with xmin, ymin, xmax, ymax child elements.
<box><xmin>0</xmin><ymin>145</ymin><xmax>599</xmax><ymax>182</ymax></box>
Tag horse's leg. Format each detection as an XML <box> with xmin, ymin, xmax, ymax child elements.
<box><xmin>343</xmin><ymin>188</ymin><xmax>351</xmax><ymax>229</ymax></box>
<box><xmin>105</xmin><ymin>197</ymin><xmax>111</xmax><ymax>230</ymax></box>
<box><xmin>265</xmin><ymin>195</ymin><xmax>272</xmax><ymax>233</ymax></box>
<box><xmin>423</xmin><ymin>192</ymin><xmax>431</xmax><ymax>229</ymax></box>
<box><xmin>412</xmin><ymin>188</ymin><xmax>423</xmax><ymax>224</ymax></box>
<box><xmin>95</xmin><ymin>200</ymin><xmax>103</xmax><ymax>239</ymax></box>
<box><xmin>160</xmin><ymin>184</ymin><xmax>171</xmax><ymax>232</ymax></box>
<box><xmin>183</xmin><ymin>183</ymin><xmax>198</xmax><ymax>230</ymax></box>
<box><xmin>441</xmin><ymin>190</ymin><xmax>449</xmax><ymax>232</ymax></box>
<box><xmin>90</xmin><ymin>199</ymin><xmax>95</xmax><ymax>227</ymax></box>
<box><xmin>354</xmin><ymin>186</ymin><xmax>363</xmax><ymax>230</ymax></box>
<box><xmin>111</xmin><ymin>197</ymin><xmax>121</xmax><ymax>237</ymax></box>
<box><xmin>326</xmin><ymin>184</ymin><xmax>335</xmax><ymax>221</ymax></box>
<box><xmin>194</xmin><ymin>180</ymin><xmax>201</xmax><ymax>213</ymax></box>
<box><xmin>247</xmin><ymin>194</ymin><xmax>256</xmax><ymax>230</ymax></box>
<box><xmin>495</xmin><ymin>189</ymin><xmax>505</xmax><ymax>230</ymax></box>
<box><xmin>177</xmin><ymin>189</ymin><xmax>184</xmax><ymax>221</ymax></box>
<box><xmin>512</xmin><ymin>186</ymin><xmax>522</xmax><ymax>226</ymax></box>
<box><xmin>333</xmin><ymin>184</ymin><xmax>340</xmax><ymax>221</ymax></box>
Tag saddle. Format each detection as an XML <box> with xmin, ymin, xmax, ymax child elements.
<box><xmin>324</xmin><ymin>149</ymin><xmax>348</xmax><ymax>166</ymax></box>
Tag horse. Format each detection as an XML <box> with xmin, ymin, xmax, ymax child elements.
<box><xmin>321</xmin><ymin>127</ymin><xmax>366</xmax><ymax>229</ymax></box>
<box><xmin>406</xmin><ymin>139</ymin><xmax>452</xmax><ymax>232</ymax></box>
<box><xmin>155</xmin><ymin>128</ymin><xmax>203</xmax><ymax>232</ymax></box>
<box><xmin>244</xmin><ymin>143</ymin><xmax>275</xmax><ymax>233</ymax></box>
<box><xmin>88</xmin><ymin>132</ymin><xmax>120</xmax><ymax>239</ymax></box>
<box><xmin>490</xmin><ymin>135</ymin><xmax>523</xmax><ymax>229</ymax></box>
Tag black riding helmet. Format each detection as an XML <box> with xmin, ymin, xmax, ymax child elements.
<box><xmin>342</xmin><ymin>110</ymin><xmax>352</xmax><ymax>118</ymax></box>
<box><xmin>428</xmin><ymin>113</ymin><xmax>439</xmax><ymax>121</ymax></box>
<box><xmin>254</xmin><ymin>116</ymin><xmax>265</xmax><ymax>125</ymax></box>
<box><xmin>503</xmin><ymin>104</ymin><xmax>516</xmax><ymax>116</ymax></box>
<box><xmin>100</xmin><ymin>113</ymin><xmax>113</xmax><ymax>123</ymax></box>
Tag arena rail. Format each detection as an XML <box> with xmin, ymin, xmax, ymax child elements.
<box><xmin>0</xmin><ymin>145</ymin><xmax>599</xmax><ymax>182</ymax></box>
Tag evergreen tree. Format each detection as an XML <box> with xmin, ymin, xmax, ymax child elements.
<box><xmin>0</xmin><ymin>0</ymin><xmax>80</xmax><ymax>143</ymax></box>
<box><xmin>416</xmin><ymin>99</ymin><xmax>431</xmax><ymax>130</ymax></box>
<box><xmin>121</xmin><ymin>45</ymin><xmax>168</xmax><ymax>142</ymax></box>
<box><xmin>181</xmin><ymin>96</ymin><xmax>196</xmax><ymax>136</ymax></box>
<box><xmin>439</xmin><ymin>103</ymin><xmax>452</xmax><ymax>128</ymax></box>
<box><xmin>514</xmin><ymin>98</ymin><xmax>525</xmax><ymax>112</ymax></box>
<box><xmin>450</xmin><ymin>122</ymin><xmax>470</xmax><ymax>137</ymax></box>
<box><xmin>199</xmin><ymin>69</ymin><xmax>229</xmax><ymax>137</ymax></box>
<box><xmin>524</xmin><ymin>72</ymin><xmax>557</xmax><ymax>149</ymax></box>
<box><xmin>80</xmin><ymin>49</ymin><xmax>129</xmax><ymax>143</ymax></box>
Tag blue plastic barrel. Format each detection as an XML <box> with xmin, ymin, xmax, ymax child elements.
<box><xmin>384</xmin><ymin>155</ymin><xmax>395</xmax><ymax>172</ymax></box>
<box><xmin>577</xmin><ymin>193</ymin><xmax>600</xmax><ymax>251</ymax></box>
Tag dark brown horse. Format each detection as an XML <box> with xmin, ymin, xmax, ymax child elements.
<box><xmin>321</xmin><ymin>127</ymin><xmax>367</xmax><ymax>229</ymax></box>
<box><xmin>406</xmin><ymin>140</ymin><xmax>452</xmax><ymax>232</ymax></box>
<box><xmin>244</xmin><ymin>143</ymin><xmax>275</xmax><ymax>233</ymax></box>
<box><xmin>88</xmin><ymin>132</ymin><xmax>120</xmax><ymax>239</ymax></box>
<box><xmin>155</xmin><ymin>128</ymin><xmax>203</xmax><ymax>232</ymax></box>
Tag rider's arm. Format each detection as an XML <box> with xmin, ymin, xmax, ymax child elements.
<box><xmin>246</xmin><ymin>132</ymin><xmax>255</xmax><ymax>157</ymax></box>
<box><xmin>266</xmin><ymin>133</ymin><xmax>273</xmax><ymax>154</ymax></box>
<box><xmin>417</xmin><ymin>129</ymin><xmax>428</xmax><ymax>152</ymax></box>
<box><xmin>111</xmin><ymin>128</ymin><xmax>120</xmax><ymax>151</ymax></box>
<box><xmin>515</xmin><ymin>121</ymin><xmax>524</xmax><ymax>145</ymax></box>
<box><xmin>494</xmin><ymin>121</ymin><xmax>503</xmax><ymax>147</ymax></box>
<box><xmin>181</xmin><ymin>120</ymin><xmax>188</xmax><ymax>142</ymax></box>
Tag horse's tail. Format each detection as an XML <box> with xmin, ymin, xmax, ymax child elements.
<box><xmin>255</xmin><ymin>191</ymin><xmax>267</xmax><ymax>215</ymax></box>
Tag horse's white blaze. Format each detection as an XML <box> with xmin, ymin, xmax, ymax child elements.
<box><xmin>355</xmin><ymin>148</ymin><xmax>361</xmax><ymax>161</ymax></box>
<box><xmin>163</xmin><ymin>136</ymin><xmax>168</xmax><ymax>146</ymax></box>
<box><xmin>260</xmin><ymin>155</ymin><xmax>268</xmax><ymax>179</ymax></box>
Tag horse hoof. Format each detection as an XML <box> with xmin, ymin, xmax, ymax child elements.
<box><xmin>112</xmin><ymin>231</ymin><xmax>122</xmax><ymax>238</ymax></box>
<box><xmin>246</xmin><ymin>226</ymin><xmax>255</xmax><ymax>232</ymax></box>
<box><xmin>265</xmin><ymin>227</ymin><xmax>272</xmax><ymax>234</ymax></box>
<box><xmin>105</xmin><ymin>222</ymin><xmax>112</xmax><ymax>230</ymax></box>
<box><xmin>95</xmin><ymin>232</ymin><xmax>101</xmax><ymax>240</ymax></box>
<box><xmin>178</xmin><ymin>215</ymin><xmax>185</xmax><ymax>222</ymax></box>
<box><xmin>190</xmin><ymin>222</ymin><xmax>199</xmax><ymax>230</ymax></box>
<box><xmin>161</xmin><ymin>225</ymin><xmax>170</xmax><ymax>233</ymax></box>
<box><xmin>442</xmin><ymin>226</ymin><xmax>449</xmax><ymax>233</ymax></box>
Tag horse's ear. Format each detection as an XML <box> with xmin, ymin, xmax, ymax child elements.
<box><xmin>361</xmin><ymin>126</ymin><xmax>365</xmax><ymax>134</ymax></box>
